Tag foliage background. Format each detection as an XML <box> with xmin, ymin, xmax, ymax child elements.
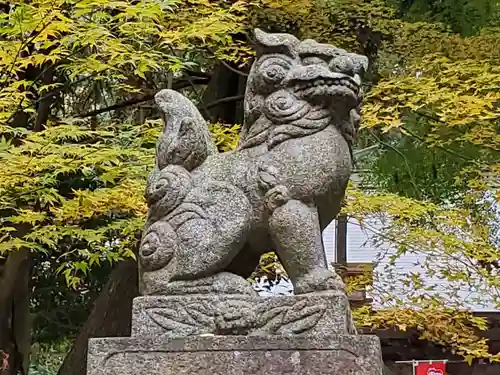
<box><xmin>0</xmin><ymin>0</ymin><xmax>498</xmax><ymax>373</ymax></box>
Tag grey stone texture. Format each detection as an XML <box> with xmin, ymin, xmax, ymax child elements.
<box><xmin>131</xmin><ymin>293</ymin><xmax>357</xmax><ymax>339</ymax></box>
<box><xmin>87</xmin><ymin>29</ymin><xmax>384</xmax><ymax>375</ymax></box>
<box><xmin>139</xmin><ymin>28</ymin><xmax>368</xmax><ymax>297</ymax></box>
<box><xmin>87</xmin><ymin>335</ymin><xmax>383</xmax><ymax>375</ymax></box>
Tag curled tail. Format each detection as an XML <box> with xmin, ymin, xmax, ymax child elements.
<box><xmin>154</xmin><ymin>89</ymin><xmax>217</xmax><ymax>172</ymax></box>
<box><xmin>140</xmin><ymin>90</ymin><xmax>218</xmax><ymax>274</ymax></box>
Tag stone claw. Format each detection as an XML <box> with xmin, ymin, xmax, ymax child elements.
<box><xmin>257</xmin><ymin>164</ymin><xmax>281</xmax><ymax>191</ymax></box>
<box><xmin>264</xmin><ymin>185</ymin><xmax>291</xmax><ymax>212</ymax></box>
<box><xmin>294</xmin><ymin>267</ymin><xmax>346</xmax><ymax>295</ymax></box>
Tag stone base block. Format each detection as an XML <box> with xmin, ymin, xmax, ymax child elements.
<box><xmin>87</xmin><ymin>335</ymin><xmax>383</xmax><ymax>375</ymax></box>
<box><xmin>131</xmin><ymin>293</ymin><xmax>356</xmax><ymax>339</ymax></box>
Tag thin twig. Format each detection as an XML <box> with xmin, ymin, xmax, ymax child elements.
<box><xmin>0</xmin><ymin>9</ymin><xmax>56</xmax><ymax>85</ymax></box>
<box><xmin>76</xmin><ymin>76</ymin><xmax>210</xmax><ymax>118</ymax></box>
<box><xmin>205</xmin><ymin>95</ymin><xmax>244</xmax><ymax>110</ymax></box>
<box><xmin>353</xmin><ymin>144</ymin><xmax>380</xmax><ymax>157</ymax></box>
<box><xmin>219</xmin><ymin>59</ymin><xmax>249</xmax><ymax>77</ymax></box>
<box><xmin>401</xmin><ymin>125</ymin><xmax>482</xmax><ymax>166</ymax></box>
<box><xmin>369</xmin><ymin>130</ymin><xmax>421</xmax><ymax>200</ymax></box>
<box><xmin>185</xmin><ymin>77</ymin><xmax>211</xmax><ymax>118</ymax></box>
<box><xmin>208</xmin><ymin>47</ymin><xmax>249</xmax><ymax>77</ymax></box>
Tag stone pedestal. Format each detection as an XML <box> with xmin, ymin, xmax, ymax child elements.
<box><xmin>87</xmin><ymin>294</ymin><xmax>384</xmax><ymax>375</ymax></box>
<box><xmin>131</xmin><ymin>294</ymin><xmax>357</xmax><ymax>338</ymax></box>
<box><xmin>88</xmin><ymin>335</ymin><xmax>383</xmax><ymax>375</ymax></box>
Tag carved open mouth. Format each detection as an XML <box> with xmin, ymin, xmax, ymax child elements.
<box><xmin>292</xmin><ymin>77</ymin><xmax>359</xmax><ymax>98</ymax></box>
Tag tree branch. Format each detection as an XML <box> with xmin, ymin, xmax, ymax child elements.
<box><xmin>183</xmin><ymin>69</ymin><xmax>212</xmax><ymax>79</ymax></box>
<box><xmin>76</xmin><ymin>76</ymin><xmax>210</xmax><ymax>118</ymax></box>
<box><xmin>219</xmin><ymin>60</ymin><xmax>249</xmax><ymax>77</ymax></box>
<box><xmin>401</xmin><ymin>125</ymin><xmax>482</xmax><ymax>165</ymax></box>
<box><xmin>369</xmin><ymin>130</ymin><xmax>421</xmax><ymax>200</ymax></box>
<box><xmin>205</xmin><ymin>95</ymin><xmax>244</xmax><ymax>110</ymax></box>
<box><xmin>35</xmin><ymin>73</ymin><xmax>101</xmax><ymax>104</ymax></box>
<box><xmin>77</xmin><ymin>95</ymin><xmax>154</xmax><ymax>118</ymax></box>
<box><xmin>207</xmin><ymin>47</ymin><xmax>248</xmax><ymax>77</ymax></box>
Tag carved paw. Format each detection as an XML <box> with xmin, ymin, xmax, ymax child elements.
<box><xmin>257</xmin><ymin>163</ymin><xmax>291</xmax><ymax>211</ymax></box>
<box><xmin>257</xmin><ymin>164</ymin><xmax>280</xmax><ymax>191</ymax></box>
<box><xmin>264</xmin><ymin>185</ymin><xmax>291</xmax><ymax>211</ymax></box>
<box><xmin>294</xmin><ymin>267</ymin><xmax>346</xmax><ymax>295</ymax></box>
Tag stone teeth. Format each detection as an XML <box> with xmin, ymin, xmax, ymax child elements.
<box><xmin>293</xmin><ymin>77</ymin><xmax>359</xmax><ymax>94</ymax></box>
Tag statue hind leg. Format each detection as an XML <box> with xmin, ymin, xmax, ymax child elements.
<box><xmin>140</xmin><ymin>180</ymin><xmax>256</xmax><ymax>296</ymax></box>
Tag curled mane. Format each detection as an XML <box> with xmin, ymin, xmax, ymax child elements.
<box><xmin>238</xmin><ymin>29</ymin><xmax>366</xmax><ymax>151</ymax></box>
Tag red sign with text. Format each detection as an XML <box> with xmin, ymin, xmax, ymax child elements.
<box><xmin>415</xmin><ymin>361</ymin><xmax>446</xmax><ymax>375</ymax></box>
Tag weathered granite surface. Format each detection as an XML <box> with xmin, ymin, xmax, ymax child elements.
<box><xmin>131</xmin><ymin>293</ymin><xmax>357</xmax><ymax>339</ymax></box>
<box><xmin>87</xmin><ymin>335</ymin><xmax>383</xmax><ymax>375</ymax></box>
<box><xmin>87</xmin><ymin>29</ymin><xmax>383</xmax><ymax>375</ymax></box>
<box><xmin>139</xmin><ymin>27</ymin><xmax>368</xmax><ymax>296</ymax></box>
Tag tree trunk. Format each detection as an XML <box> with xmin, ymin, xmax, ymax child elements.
<box><xmin>0</xmin><ymin>248</ymin><xmax>32</xmax><ymax>375</ymax></box>
<box><xmin>34</xmin><ymin>65</ymin><xmax>55</xmax><ymax>131</ymax></box>
<box><xmin>0</xmin><ymin>55</ymin><xmax>57</xmax><ymax>375</ymax></box>
<box><xmin>57</xmin><ymin>258</ymin><xmax>139</xmax><ymax>375</ymax></box>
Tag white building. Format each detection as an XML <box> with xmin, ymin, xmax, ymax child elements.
<box><xmin>257</xmin><ymin>218</ymin><xmax>499</xmax><ymax>312</ymax></box>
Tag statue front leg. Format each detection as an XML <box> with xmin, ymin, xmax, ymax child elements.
<box><xmin>268</xmin><ymin>199</ymin><xmax>345</xmax><ymax>295</ymax></box>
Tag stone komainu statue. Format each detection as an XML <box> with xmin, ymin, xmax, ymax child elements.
<box><xmin>139</xmin><ymin>29</ymin><xmax>368</xmax><ymax>297</ymax></box>
<box><xmin>86</xmin><ymin>30</ymin><xmax>383</xmax><ymax>375</ymax></box>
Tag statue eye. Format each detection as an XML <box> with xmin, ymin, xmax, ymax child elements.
<box><xmin>258</xmin><ymin>56</ymin><xmax>293</xmax><ymax>83</ymax></box>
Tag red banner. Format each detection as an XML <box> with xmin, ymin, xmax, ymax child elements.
<box><xmin>415</xmin><ymin>361</ymin><xmax>446</xmax><ymax>375</ymax></box>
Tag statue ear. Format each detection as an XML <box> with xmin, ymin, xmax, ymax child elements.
<box><xmin>349</xmin><ymin>54</ymin><xmax>369</xmax><ymax>76</ymax></box>
<box><xmin>254</xmin><ymin>28</ymin><xmax>269</xmax><ymax>46</ymax></box>
<box><xmin>253</xmin><ymin>28</ymin><xmax>299</xmax><ymax>57</ymax></box>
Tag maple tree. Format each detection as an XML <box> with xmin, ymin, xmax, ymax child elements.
<box><xmin>0</xmin><ymin>1</ymin><xmax>248</xmax><ymax>373</ymax></box>
<box><xmin>0</xmin><ymin>0</ymin><xmax>498</xmax><ymax>373</ymax></box>
<box><xmin>349</xmin><ymin>0</ymin><xmax>500</xmax><ymax>365</ymax></box>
